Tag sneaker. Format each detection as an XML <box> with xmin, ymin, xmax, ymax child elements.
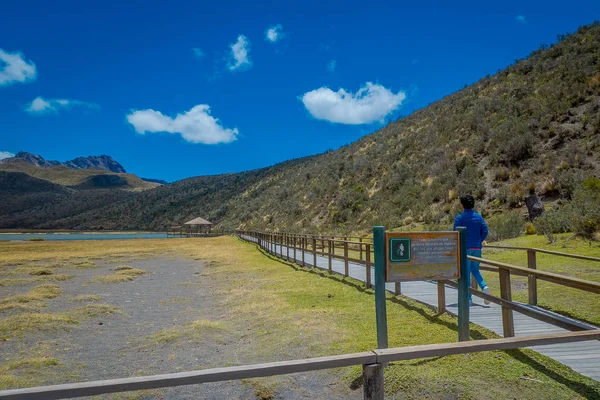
<box><xmin>483</xmin><ymin>286</ymin><xmax>491</xmax><ymax>305</ymax></box>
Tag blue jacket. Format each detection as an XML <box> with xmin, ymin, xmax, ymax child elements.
<box><xmin>453</xmin><ymin>209</ymin><xmax>488</xmax><ymax>249</ymax></box>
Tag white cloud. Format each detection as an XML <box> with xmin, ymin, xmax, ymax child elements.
<box><xmin>516</xmin><ymin>15</ymin><xmax>526</xmax><ymax>23</ymax></box>
<box><xmin>0</xmin><ymin>49</ymin><xmax>37</xmax><ymax>86</ymax></box>
<box><xmin>228</xmin><ymin>35</ymin><xmax>252</xmax><ymax>71</ymax></box>
<box><xmin>265</xmin><ymin>24</ymin><xmax>284</xmax><ymax>43</ymax></box>
<box><xmin>192</xmin><ymin>48</ymin><xmax>205</xmax><ymax>59</ymax></box>
<box><xmin>126</xmin><ymin>104</ymin><xmax>239</xmax><ymax>145</ymax></box>
<box><xmin>327</xmin><ymin>60</ymin><xmax>337</xmax><ymax>72</ymax></box>
<box><xmin>25</xmin><ymin>96</ymin><xmax>99</xmax><ymax>115</ymax></box>
<box><xmin>300</xmin><ymin>82</ymin><xmax>406</xmax><ymax>125</ymax></box>
<box><xmin>0</xmin><ymin>151</ymin><xmax>15</xmax><ymax>160</ymax></box>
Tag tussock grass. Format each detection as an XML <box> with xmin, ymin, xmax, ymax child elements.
<box><xmin>1</xmin><ymin>263</ymin><xmax>60</xmax><ymax>276</ymax></box>
<box><xmin>71</xmin><ymin>294</ymin><xmax>102</xmax><ymax>302</ymax></box>
<box><xmin>0</xmin><ymin>284</ymin><xmax>62</xmax><ymax>312</ymax></box>
<box><xmin>70</xmin><ymin>260</ymin><xmax>97</xmax><ymax>269</ymax></box>
<box><xmin>0</xmin><ymin>274</ymin><xmax>73</xmax><ymax>287</ymax></box>
<box><xmin>27</xmin><ymin>268</ymin><xmax>54</xmax><ymax>276</ymax></box>
<box><xmin>113</xmin><ymin>265</ymin><xmax>134</xmax><ymax>271</ymax></box>
<box><xmin>0</xmin><ymin>356</ymin><xmax>60</xmax><ymax>390</ymax></box>
<box><xmin>145</xmin><ymin>319</ymin><xmax>225</xmax><ymax>345</ymax></box>
<box><xmin>93</xmin><ymin>268</ymin><xmax>147</xmax><ymax>283</ymax></box>
<box><xmin>72</xmin><ymin>304</ymin><xmax>120</xmax><ymax>318</ymax></box>
<box><xmin>0</xmin><ymin>313</ymin><xmax>79</xmax><ymax>338</ymax></box>
<box><xmin>242</xmin><ymin>379</ymin><xmax>276</xmax><ymax>400</ymax></box>
<box><xmin>0</xmin><ymin>304</ymin><xmax>120</xmax><ymax>339</ymax></box>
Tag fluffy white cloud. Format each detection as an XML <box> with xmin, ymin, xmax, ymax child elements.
<box><xmin>0</xmin><ymin>49</ymin><xmax>37</xmax><ymax>86</ymax></box>
<box><xmin>327</xmin><ymin>60</ymin><xmax>337</xmax><ymax>72</ymax></box>
<box><xmin>192</xmin><ymin>48</ymin><xmax>205</xmax><ymax>59</ymax></box>
<box><xmin>228</xmin><ymin>35</ymin><xmax>252</xmax><ymax>71</ymax></box>
<box><xmin>25</xmin><ymin>96</ymin><xmax>99</xmax><ymax>115</ymax></box>
<box><xmin>0</xmin><ymin>151</ymin><xmax>15</xmax><ymax>160</ymax></box>
<box><xmin>265</xmin><ymin>24</ymin><xmax>284</xmax><ymax>43</ymax></box>
<box><xmin>516</xmin><ymin>15</ymin><xmax>526</xmax><ymax>23</ymax></box>
<box><xmin>301</xmin><ymin>82</ymin><xmax>406</xmax><ymax>125</ymax></box>
<box><xmin>126</xmin><ymin>104</ymin><xmax>239</xmax><ymax>145</ymax></box>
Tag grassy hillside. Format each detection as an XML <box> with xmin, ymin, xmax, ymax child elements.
<box><xmin>5</xmin><ymin>22</ymin><xmax>600</xmax><ymax>232</ymax></box>
<box><xmin>0</xmin><ymin>160</ymin><xmax>158</xmax><ymax>191</ymax></box>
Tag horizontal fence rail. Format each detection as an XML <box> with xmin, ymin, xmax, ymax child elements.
<box><xmin>2</xmin><ymin>331</ymin><xmax>599</xmax><ymax>400</ymax></box>
<box><xmin>237</xmin><ymin>230</ymin><xmax>600</xmax><ymax>339</ymax></box>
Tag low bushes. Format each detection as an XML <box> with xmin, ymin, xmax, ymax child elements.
<box><xmin>486</xmin><ymin>211</ymin><xmax>526</xmax><ymax>242</ymax></box>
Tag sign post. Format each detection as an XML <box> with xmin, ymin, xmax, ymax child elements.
<box><xmin>374</xmin><ymin>227</ymin><xmax>468</xmax><ymax>347</ymax></box>
<box><xmin>457</xmin><ymin>227</ymin><xmax>470</xmax><ymax>341</ymax></box>
<box><xmin>373</xmin><ymin>226</ymin><xmax>388</xmax><ymax>349</ymax></box>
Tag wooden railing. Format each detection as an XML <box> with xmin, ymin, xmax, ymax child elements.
<box><xmin>2</xmin><ymin>331</ymin><xmax>599</xmax><ymax>400</ymax></box>
<box><xmin>481</xmin><ymin>245</ymin><xmax>600</xmax><ymax>306</ymax></box>
<box><xmin>237</xmin><ymin>231</ymin><xmax>600</xmax><ymax>339</ymax></box>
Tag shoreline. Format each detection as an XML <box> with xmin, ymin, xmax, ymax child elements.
<box><xmin>0</xmin><ymin>230</ymin><xmax>161</xmax><ymax>235</ymax></box>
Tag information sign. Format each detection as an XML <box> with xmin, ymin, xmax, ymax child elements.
<box><xmin>385</xmin><ymin>232</ymin><xmax>460</xmax><ymax>281</ymax></box>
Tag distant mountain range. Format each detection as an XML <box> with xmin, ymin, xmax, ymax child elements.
<box><xmin>1</xmin><ymin>152</ymin><xmax>127</xmax><ymax>173</ymax></box>
<box><xmin>0</xmin><ymin>152</ymin><xmax>168</xmax><ymax>185</ymax></box>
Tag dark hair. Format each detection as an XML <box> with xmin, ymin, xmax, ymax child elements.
<box><xmin>460</xmin><ymin>194</ymin><xmax>475</xmax><ymax>209</ymax></box>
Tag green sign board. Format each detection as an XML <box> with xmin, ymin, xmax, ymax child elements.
<box><xmin>389</xmin><ymin>238</ymin><xmax>411</xmax><ymax>262</ymax></box>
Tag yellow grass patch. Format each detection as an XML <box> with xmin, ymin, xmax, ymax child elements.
<box><xmin>0</xmin><ymin>304</ymin><xmax>120</xmax><ymax>339</ymax></box>
<box><xmin>70</xmin><ymin>294</ymin><xmax>102</xmax><ymax>302</ymax></box>
<box><xmin>144</xmin><ymin>319</ymin><xmax>225</xmax><ymax>345</ymax></box>
<box><xmin>0</xmin><ymin>284</ymin><xmax>62</xmax><ymax>312</ymax></box>
<box><xmin>93</xmin><ymin>268</ymin><xmax>147</xmax><ymax>283</ymax></box>
<box><xmin>0</xmin><ymin>274</ymin><xmax>73</xmax><ymax>287</ymax></box>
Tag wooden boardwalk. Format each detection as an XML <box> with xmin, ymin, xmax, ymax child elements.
<box><xmin>241</xmin><ymin>236</ymin><xmax>600</xmax><ymax>381</ymax></box>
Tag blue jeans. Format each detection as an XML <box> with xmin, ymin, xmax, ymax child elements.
<box><xmin>467</xmin><ymin>249</ymin><xmax>486</xmax><ymax>300</ymax></box>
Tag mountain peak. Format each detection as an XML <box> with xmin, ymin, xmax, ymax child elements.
<box><xmin>5</xmin><ymin>152</ymin><xmax>127</xmax><ymax>173</ymax></box>
<box><xmin>65</xmin><ymin>155</ymin><xmax>126</xmax><ymax>173</ymax></box>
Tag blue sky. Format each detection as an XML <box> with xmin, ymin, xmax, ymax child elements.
<box><xmin>1</xmin><ymin>0</ymin><xmax>599</xmax><ymax>182</ymax></box>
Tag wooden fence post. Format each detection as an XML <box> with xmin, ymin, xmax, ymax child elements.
<box><xmin>328</xmin><ymin>240</ymin><xmax>333</xmax><ymax>272</ymax></box>
<box><xmin>344</xmin><ymin>241</ymin><xmax>349</xmax><ymax>277</ymax></box>
<box><xmin>437</xmin><ymin>281</ymin><xmax>446</xmax><ymax>314</ymax></box>
<box><xmin>527</xmin><ymin>249</ymin><xmax>538</xmax><ymax>306</ymax></box>
<box><xmin>312</xmin><ymin>238</ymin><xmax>317</xmax><ymax>268</ymax></box>
<box><xmin>499</xmin><ymin>268</ymin><xmax>515</xmax><ymax>337</ymax></box>
<box><xmin>366</xmin><ymin>244</ymin><xmax>372</xmax><ymax>288</ymax></box>
<box><xmin>362</xmin><ymin>363</ymin><xmax>384</xmax><ymax>400</ymax></box>
<box><xmin>302</xmin><ymin>237</ymin><xmax>306</xmax><ymax>267</ymax></box>
<box><xmin>293</xmin><ymin>235</ymin><xmax>297</xmax><ymax>263</ymax></box>
<box><xmin>395</xmin><ymin>282</ymin><xmax>401</xmax><ymax>295</ymax></box>
<box><xmin>359</xmin><ymin>237</ymin><xmax>363</xmax><ymax>261</ymax></box>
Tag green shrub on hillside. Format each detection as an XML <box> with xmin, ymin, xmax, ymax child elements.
<box><xmin>534</xmin><ymin>205</ymin><xmax>573</xmax><ymax>243</ymax></box>
<box><xmin>571</xmin><ymin>178</ymin><xmax>600</xmax><ymax>238</ymax></box>
<box><xmin>486</xmin><ymin>211</ymin><xmax>526</xmax><ymax>242</ymax></box>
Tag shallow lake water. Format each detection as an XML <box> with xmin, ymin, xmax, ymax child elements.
<box><xmin>0</xmin><ymin>233</ymin><xmax>183</xmax><ymax>241</ymax></box>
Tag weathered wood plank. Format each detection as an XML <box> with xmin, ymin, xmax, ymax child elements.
<box><xmin>374</xmin><ymin>331</ymin><xmax>600</xmax><ymax>363</ymax></box>
<box><xmin>0</xmin><ymin>352</ymin><xmax>378</xmax><ymax>400</ymax></box>
<box><xmin>469</xmin><ymin>255</ymin><xmax>600</xmax><ymax>294</ymax></box>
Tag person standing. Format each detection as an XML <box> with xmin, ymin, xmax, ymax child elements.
<box><xmin>453</xmin><ymin>194</ymin><xmax>491</xmax><ymax>305</ymax></box>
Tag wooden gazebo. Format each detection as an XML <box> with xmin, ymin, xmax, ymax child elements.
<box><xmin>183</xmin><ymin>217</ymin><xmax>213</xmax><ymax>236</ymax></box>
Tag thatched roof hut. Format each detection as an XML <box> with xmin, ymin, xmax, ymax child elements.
<box><xmin>183</xmin><ymin>217</ymin><xmax>213</xmax><ymax>234</ymax></box>
<box><xmin>184</xmin><ymin>217</ymin><xmax>213</xmax><ymax>226</ymax></box>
